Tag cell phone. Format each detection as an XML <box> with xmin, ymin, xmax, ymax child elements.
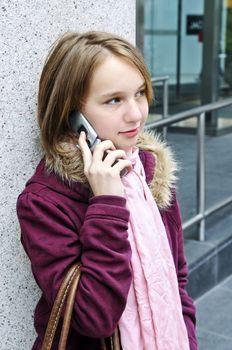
<box><xmin>69</xmin><ymin>111</ymin><xmax>128</xmax><ymax>176</ymax></box>
<box><xmin>69</xmin><ymin>111</ymin><xmax>101</xmax><ymax>151</ymax></box>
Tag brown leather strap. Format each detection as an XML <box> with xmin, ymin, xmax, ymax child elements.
<box><xmin>58</xmin><ymin>265</ymin><xmax>81</xmax><ymax>349</ymax></box>
<box><xmin>112</xmin><ymin>327</ymin><xmax>121</xmax><ymax>350</ymax></box>
<box><xmin>41</xmin><ymin>263</ymin><xmax>81</xmax><ymax>350</ymax></box>
<box><xmin>41</xmin><ymin>262</ymin><xmax>119</xmax><ymax>350</ymax></box>
<box><xmin>100</xmin><ymin>338</ymin><xmax>108</xmax><ymax>350</ymax></box>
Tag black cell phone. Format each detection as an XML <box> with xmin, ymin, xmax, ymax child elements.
<box><xmin>69</xmin><ymin>111</ymin><xmax>101</xmax><ymax>151</ymax></box>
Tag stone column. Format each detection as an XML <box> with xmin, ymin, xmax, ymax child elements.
<box><xmin>0</xmin><ymin>1</ymin><xmax>135</xmax><ymax>348</ymax></box>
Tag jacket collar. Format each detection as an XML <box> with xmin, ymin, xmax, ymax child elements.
<box><xmin>45</xmin><ymin>131</ymin><xmax>177</xmax><ymax>209</ymax></box>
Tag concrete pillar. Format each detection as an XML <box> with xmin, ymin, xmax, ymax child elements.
<box><xmin>0</xmin><ymin>1</ymin><xmax>136</xmax><ymax>348</ymax></box>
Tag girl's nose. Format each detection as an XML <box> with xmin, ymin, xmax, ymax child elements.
<box><xmin>124</xmin><ymin>100</ymin><xmax>142</xmax><ymax>122</ymax></box>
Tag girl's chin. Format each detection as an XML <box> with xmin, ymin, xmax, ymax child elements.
<box><xmin>110</xmin><ymin>135</ymin><xmax>138</xmax><ymax>152</ymax></box>
<box><xmin>115</xmin><ymin>139</ymin><xmax>135</xmax><ymax>148</ymax></box>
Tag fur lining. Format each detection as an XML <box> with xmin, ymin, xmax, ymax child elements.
<box><xmin>45</xmin><ymin>143</ymin><xmax>87</xmax><ymax>185</ymax></box>
<box><xmin>45</xmin><ymin>131</ymin><xmax>178</xmax><ymax>209</ymax></box>
<box><xmin>137</xmin><ymin>131</ymin><xmax>178</xmax><ymax>209</ymax></box>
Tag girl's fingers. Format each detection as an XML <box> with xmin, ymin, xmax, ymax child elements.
<box><xmin>78</xmin><ymin>131</ymin><xmax>92</xmax><ymax>168</ymax></box>
<box><xmin>103</xmin><ymin>149</ymin><xmax>127</xmax><ymax>165</ymax></box>
<box><xmin>92</xmin><ymin>140</ymin><xmax>116</xmax><ymax>162</ymax></box>
<box><xmin>78</xmin><ymin>135</ymin><xmax>132</xmax><ymax>179</ymax></box>
<box><xmin>112</xmin><ymin>159</ymin><xmax>133</xmax><ymax>173</ymax></box>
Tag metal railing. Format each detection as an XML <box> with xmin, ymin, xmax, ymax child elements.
<box><xmin>151</xmin><ymin>76</ymin><xmax>169</xmax><ymax>137</ymax></box>
<box><xmin>145</xmin><ymin>98</ymin><xmax>232</xmax><ymax>241</ymax></box>
<box><xmin>151</xmin><ymin>76</ymin><xmax>169</xmax><ymax>121</ymax></box>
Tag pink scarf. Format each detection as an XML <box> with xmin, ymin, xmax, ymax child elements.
<box><xmin>118</xmin><ymin>148</ymin><xmax>190</xmax><ymax>350</ymax></box>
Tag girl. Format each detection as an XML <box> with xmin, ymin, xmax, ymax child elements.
<box><xmin>17</xmin><ymin>31</ymin><xmax>198</xmax><ymax>350</ymax></box>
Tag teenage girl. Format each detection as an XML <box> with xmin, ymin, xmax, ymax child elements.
<box><xmin>17</xmin><ymin>31</ymin><xmax>198</xmax><ymax>350</ymax></box>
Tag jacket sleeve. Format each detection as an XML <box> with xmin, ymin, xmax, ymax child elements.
<box><xmin>161</xmin><ymin>192</ymin><xmax>198</xmax><ymax>350</ymax></box>
<box><xmin>17</xmin><ymin>190</ymin><xmax>132</xmax><ymax>338</ymax></box>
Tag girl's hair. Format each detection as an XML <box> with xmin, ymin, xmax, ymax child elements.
<box><xmin>38</xmin><ymin>31</ymin><xmax>153</xmax><ymax>155</ymax></box>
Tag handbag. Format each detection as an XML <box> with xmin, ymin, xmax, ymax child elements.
<box><xmin>41</xmin><ymin>262</ymin><xmax>120</xmax><ymax>350</ymax></box>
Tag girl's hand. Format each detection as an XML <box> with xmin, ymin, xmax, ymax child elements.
<box><xmin>78</xmin><ymin>132</ymin><xmax>132</xmax><ymax>196</ymax></box>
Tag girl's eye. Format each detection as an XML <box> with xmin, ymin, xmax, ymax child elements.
<box><xmin>136</xmin><ymin>89</ymin><xmax>146</xmax><ymax>97</ymax></box>
<box><xmin>105</xmin><ymin>97</ymin><xmax>121</xmax><ymax>105</ymax></box>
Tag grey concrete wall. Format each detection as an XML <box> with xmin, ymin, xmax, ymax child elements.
<box><xmin>0</xmin><ymin>1</ymin><xmax>136</xmax><ymax>348</ymax></box>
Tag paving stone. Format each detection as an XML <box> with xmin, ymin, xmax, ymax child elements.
<box><xmin>196</xmin><ymin>282</ymin><xmax>232</xmax><ymax>339</ymax></box>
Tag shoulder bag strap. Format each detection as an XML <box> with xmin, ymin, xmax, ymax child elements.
<box><xmin>41</xmin><ymin>262</ymin><xmax>81</xmax><ymax>350</ymax></box>
<box><xmin>58</xmin><ymin>263</ymin><xmax>81</xmax><ymax>350</ymax></box>
<box><xmin>41</xmin><ymin>262</ymin><xmax>120</xmax><ymax>350</ymax></box>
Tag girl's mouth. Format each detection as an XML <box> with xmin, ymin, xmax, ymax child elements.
<box><xmin>119</xmin><ymin>128</ymin><xmax>139</xmax><ymax>137</ymax></box>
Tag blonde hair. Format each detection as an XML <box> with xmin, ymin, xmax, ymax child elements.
<box><xmin>38</xmin><ymin>31</ymin><xmax>153</xmax><ymax>155</ymax></box>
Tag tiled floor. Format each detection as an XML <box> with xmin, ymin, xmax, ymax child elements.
<box><xmin>196</xmin><ymin>274</ymin><xmax>232</xmax><ymax>349</ymax></box>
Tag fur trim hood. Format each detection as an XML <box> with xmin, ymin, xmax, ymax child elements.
<box><xmin>45</xmin><ymin>131</ymin><xmax>178</xmax><ymax>209</ymax></box>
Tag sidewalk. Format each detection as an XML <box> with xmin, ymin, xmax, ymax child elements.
<box><xmin>196</xmin><ymin>274</ymin><xmax>232</xmax><ymax>350</ymax></box>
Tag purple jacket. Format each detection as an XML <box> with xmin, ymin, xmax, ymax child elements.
<box><xmin>17</xmin><ymin>132</ymin><xmax>198</xmax><ymax>350</ymax></box>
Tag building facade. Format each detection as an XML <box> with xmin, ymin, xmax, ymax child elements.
<box><xmin>137</xmin><ymin>0</ymin><xmax>232</xmax><ymax>134</ymax></box>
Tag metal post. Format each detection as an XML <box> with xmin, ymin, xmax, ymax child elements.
<box><xmin>201</xmin><ymin>0</ymin><xmax>221</xmax><ymax>133</ymax></box>
<box><xmin>151</xmin><ymin>76</ymin><xmax>169</xmax><ymax>138</ymax></box>
<box><xmin>197</xmin><ymin>112</ymin><xmax>206</xmax><ymax>240</ymax></box>
<box><xmin>163</xmin><ymin>79</ymin><xmax>169</xmax><ymax>138</ymax></box>
<box><xmin>176</xmin><ymin>0</ymin><xmax>182</xmax><ymax>97</ymax></box>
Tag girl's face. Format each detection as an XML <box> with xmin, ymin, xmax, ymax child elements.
<box><xmin>81</xmin><ymin>55</ymin><xmax>149</xmax><ymax>152</ymax></box>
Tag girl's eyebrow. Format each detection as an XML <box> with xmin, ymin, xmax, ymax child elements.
<box><xmin>136</xmin><ymin>82</ymin><xmax>146</xmax><ymax>90</ymax></box>
<box><xmin>100</xmin><ymin>82</ymin><xmax>146</xmax><ymax>99</ymax></box>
